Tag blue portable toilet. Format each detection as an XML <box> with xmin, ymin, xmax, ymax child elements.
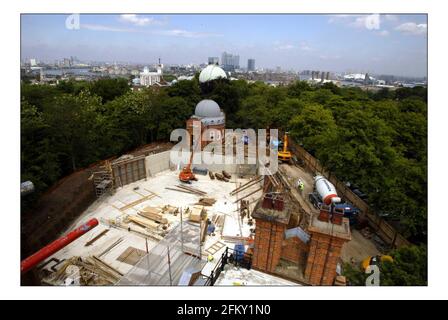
<box><xmin>234</xmin><ymin>243</ymin><xmax>245</xmax><ymax>262</ymax></box>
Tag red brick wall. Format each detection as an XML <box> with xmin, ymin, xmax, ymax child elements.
<box><xmin>304</xmin><ymin>233</ymin><xmax>347</xmax><ymax>285</ymax></box>
<box><xmin>252</xmin><ymin>219</ymin><xmax>286</xmax><ymax>272</ymax></box>
<box><xmin>281</xmin><ymin>237</ymin><xmax>309</xmax><ymax>265</ymax></box>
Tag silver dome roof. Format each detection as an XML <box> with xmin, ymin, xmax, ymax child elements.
<box><xmin>199</xmin><ymin>64</ymin><xmax>227</xmax><ymax>83</ymax></box>
<box><xmin>195</xmin><ymin>99</ymin><xmax>222</xmax><ymax>118</ymax></box>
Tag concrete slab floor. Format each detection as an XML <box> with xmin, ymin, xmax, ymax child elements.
<box><xmin>40</xmin><ymin>169</ymin><xmax>263</xmax><ymax>282</ymax></box>
<box><xmin>214</xmin><ymin>264</ymin><xmax>298</xmax><ymax>286</ymax></box>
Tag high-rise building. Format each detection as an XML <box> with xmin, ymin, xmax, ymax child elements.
<box><xmin>221</xmin><ymin>52</ymin><xmax>240</xmax><ymax>71</ymax></box>
<box><xmin>208</xmin><ymin>57</ymin><xmax>219</xmax><ymax>65</ymax></box>
<box><xmin>247</xmin><ymin>59</ymin><xmax>255</xmax><ymax>71</ymax></box>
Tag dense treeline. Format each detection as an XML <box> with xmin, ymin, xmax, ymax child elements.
<box><xmin>21</xmin><ymin>77</ymin><xmax>427</xmax><ymax>240</ymax></box>
<box><xmin>343</xmin><ymin>244</ymin><xmax>427</xmax><ymax>286</ymax></box>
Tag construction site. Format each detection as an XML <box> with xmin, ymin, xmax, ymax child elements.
<box><xmin>20</xmin><ymin>65</ymin><xmax>408</xmax><ymax>287</ymax></box>
<box><xmin>20</xmin><ymin>125</ymin><xmax>390</xmax><ymax>286</ymax></box>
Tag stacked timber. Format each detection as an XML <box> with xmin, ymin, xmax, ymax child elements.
<box><xmin>196</xmin><ymin>198</ymin><xmax>217</xmax><ymax>206</ymax></box>
<box><xmin>126</xmin><ymin>215</ymin><xmax>160</xmax><ymax>230</ymax></box>
<box><xmin>162</xmin><ymin>205</ymin><xmax>179</xmax><ymax>215</ymax></box>
<box><xmin>138</xmin><ymin>206</ymin><xmax>168</xmax><ymax>224</ymax></box>
<box><xmin>209</xmin><ymin>171</ymin><xmax>215</xmax><ymax>180</ymax></box>
<box><xmin>189</xmin><ymin>205</ymin><xmax>206</xmax><ymax>223</ymax></box>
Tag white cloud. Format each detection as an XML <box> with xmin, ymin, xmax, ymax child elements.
<box><xmin>275</xmin><ymin>44</ymin><xmax>295</xmax><ymax>50</ymax></box>
<box><xmin>119</xmin><ymin>14</ymin><xmax>163</xmax><ymax>26</ymax></box>
<box><xmin>377</xmin><ymin>30</ymin><xmax>390</xmax><ymax>36</ymax></box>
<box><xmin>319</xmin><ymin>54</ymin><xmax>341</xmax><ymax>61</ymax></box>
<box><xmin>329</xmin><ymin>14</ymin><xmax>387</xmax><ymax>31</ymax></box>
<box><xmin>395</xmin><ymin>22</ymin><xmax>427</xmax><ymax>35</ymax></box>
<box><xmin>384</xmin><ymin>14</ymin><xmax>399</xmax><ymax>22</ymax></box>
<box><xmin>81</xmin><ymin>24</ymin><xmax>133</xmax><ymax>32</ymax></box>
<box><xmin>155</xmin><ymin>29</ymin><xmax>222</xmax><ymax>38</ymax></box>
<box><xmin>299</xmin><ymin>42</ymin><xmax>313</xmax><ymax>52</ymax></box>
<box><xmin>81</xmin><ymin>23</ymin><xmax>220</xmax><ymax>38</ymax></box>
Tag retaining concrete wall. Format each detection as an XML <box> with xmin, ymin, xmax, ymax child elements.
<box><xmin>175</xmin><ymin>151</ymin><xmax>258</xmax><ymax>176</ymax></box>
<box><xmin>145</xmin><ymin>150</ymin><xmax>173</xmax><ymax>176</ymax></box>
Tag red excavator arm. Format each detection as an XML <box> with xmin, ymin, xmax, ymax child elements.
<box><xmin>179</xmin><ymin>136</ymin><xmax>199</xmax><ymax>183</ymax></box>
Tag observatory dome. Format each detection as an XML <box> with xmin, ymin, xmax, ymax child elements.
<box><xmin>194</xmin><ymin>99</ymin><xmax>222</xmax><ymax>118</ymax></box>
<box><xmin>199</xmin><ymin>64</ymin><xmax>227</xmax><ymax>83</ymax></box>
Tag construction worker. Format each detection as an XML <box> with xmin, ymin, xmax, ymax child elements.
<box><xmin>297</xmin><ymin>178</ymin><xmax>305</xmax><ymax>195</ymax></box>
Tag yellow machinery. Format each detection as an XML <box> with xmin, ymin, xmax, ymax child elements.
<box><xmin>361</xmin><ymin>255</ymin><xmax>394</xmax><ymax>271</ymax></box>
<box><xmin>278</xmin><ymin>132</ymin><xmax>292</xmax><ymax>162</ymax></box>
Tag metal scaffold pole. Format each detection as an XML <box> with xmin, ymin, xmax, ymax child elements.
<box><xmin>167</xmin><ymin>246</ymin><xmax>173</xmax><ymax>286</ymax></box>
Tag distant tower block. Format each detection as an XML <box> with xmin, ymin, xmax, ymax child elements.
<box><xmin>304</xmin><ymin>209</ymin><xmax>351</xmax><ymax>285</ymax></box>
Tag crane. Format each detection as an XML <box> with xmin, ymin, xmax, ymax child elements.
<box><xmin>179</xmin><ymin>134</ymin><xmax>200</xmax><ymax>183</ymax></box>
<box><xmin>278</xmin><ymin>132</ymin><xmax>292</xmax><ymax>162</ymax></box>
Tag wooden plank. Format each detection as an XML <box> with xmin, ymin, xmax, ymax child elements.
<box><xmin>85</xmin><ymin>229</ymin><xmax>109</xmax><ymax>247</ymax></box>
<box><xmin>98</xmin><ymin>238</ymin><xmax>123</xmax><ymax>258</ymax></box>
<box><xmin>127</xmin><ymin>215</ymin><xmax>160</xmax><ymax>229</ymax></box>
<box><xmin>119</xmin><ymin>194</ymin><xmax>156</xmax><ymax>211</ymax></box>
<box><xmin>233</xmin><ymin>187</ymin><xmax>263</xmax><ymax>203</ymax></box>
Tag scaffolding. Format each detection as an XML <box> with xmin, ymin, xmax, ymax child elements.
<box><xmin>92</xmin><ymin>160</ymin><xmax>114</xmax><ymax>198</ymax></box>
<box><xmin>116</xmin><ymin>217</ymin><xmax>206</xmax><ymax>286</ymax></box>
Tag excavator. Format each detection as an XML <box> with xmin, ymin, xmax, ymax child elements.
<box><xmin>179</xmin><ymin>138</ymin><xmax>199</xmax><ymax>183</ymax></box>
<box><xmin>278</xmin><ymin>132</ymin><xmax>292</xmax><ymax>162</ymax></box>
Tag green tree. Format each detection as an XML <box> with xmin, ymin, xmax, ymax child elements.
<box><xmin>88</xmin><ymin>78</ymin><xmax>130</xmax><ymax>103</ymax></box>
<box><xmin>381</xmin><ymin>245</ymin><xmax>427</xmax><ymax>286</ymax></box>
<box><xmin>21</xmin><ymin>100</ymin><xmax>60</xmax><ymax>205</ymax></box>
<box><xmin>42</xmin><ymin>91</ymin><xmax>102</xmax><ymax>172</ymax></box>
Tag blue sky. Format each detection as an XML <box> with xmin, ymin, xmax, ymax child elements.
<box><xmin>21</xmin><ymin>14</ymin><xmax>427</xmax><ymax>77</ymax></box>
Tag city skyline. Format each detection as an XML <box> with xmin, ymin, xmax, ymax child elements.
<box><xmin>21</xmin><ymin>14</ymin><xmax>428</xmax><ymax>77</ymax></box>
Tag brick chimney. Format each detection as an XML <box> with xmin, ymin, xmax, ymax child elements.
<box><xmin>251</xmin><ymin>194</ymin><xmax>291</xmax><ymax>273</ymax></box>
<box><xmin>304</xmin><ymin>213</ymin><xmax>351</xmax><ymax>285</ymax></box>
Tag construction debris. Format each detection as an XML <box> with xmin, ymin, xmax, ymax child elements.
<box><xmin>162</xmin><ymin>205</ymin><xmax>179</xmax><ymax>215</ymax></box>
<box><xmin>176</xmin><ymin>184</ymin><xmax>207</xmax><ymax>196</ymax></box>
<box><xmin>196</xmin><ymin>198</ymin><xmax>217</xmax><ymax>206</ymax></box>
<box><xmin>165</xmin><ymin>187</ymin><xmax>197</xmax><ymax>195</ymax></box>
<box><xmin>85</xmin><ymin>229</ymin><xmax>110</xmax><ymax>247</ymax></box>
<box><xmin>334</xmin><ymin>275</ymin><xmax>347</xmax><ymax>286</ymax></box>
<box><xmin>116</xmin><ymin>247</ymin><xmax>147</xmax><ymax>266</ymax></box>
<box><xmin>43</xmin><ymin>256</ymin><xmax>123</xmax><ymax>286</ymax></box>
<box><xmin>222</xmin><ymin>170</ymin><xmax>232</xmax><ymax>180</ymax></box>
<box><xmin>98</xmin><ymin>237</ymin><xmax>124</xmax><ymax>258</ymax></box>
<box><xmin>230</xmin><ymin>176</ymin><xmax>263</xmax><ymax>195</ymax></box>
<box><xmin>138</xmin><ymin>206</ymin><xmax>168</xmax><ymax>224</ymax></box>
<box><xmin>126</xmin><ymin>214</ymin><xmax>160</xmax><ymax>230</ymax></box>
<box><xmin>189</xmin><ymin>205</ymin><xmax>207</xmax><ymax>223</ymax></box>
<box><xmin>233</xmin><ymin>187</ymin><xmax>263</xmax><ymax>203</ymax></box>
<box><xmin>215</xmin><ymin>173</ymin><xmax>229</xmax><ymax>182</ymax></box>
<box><xmin>104</xmin><ymin>217</ymin><xmax>164</xmax><ymax>242</ymax></box>
<box><xmin>212</xmin><ymin>214</ymin><xmax>225</xmax><ymax>230</ymax></box>
<box><xmin>118</xmin><ymin>194</ymin><xmax>156</xmax><ymax>211</ymax></box>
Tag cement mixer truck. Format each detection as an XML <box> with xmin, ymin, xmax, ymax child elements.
<box><xmin>309</xmin><ymin>175</ymin><xmax>359</xmax><ymax>225</ymax></box>
<box><xmin>312</xmin><ymin>175</ymin><xmax>341</xmax><ymax>205</ymax></box>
